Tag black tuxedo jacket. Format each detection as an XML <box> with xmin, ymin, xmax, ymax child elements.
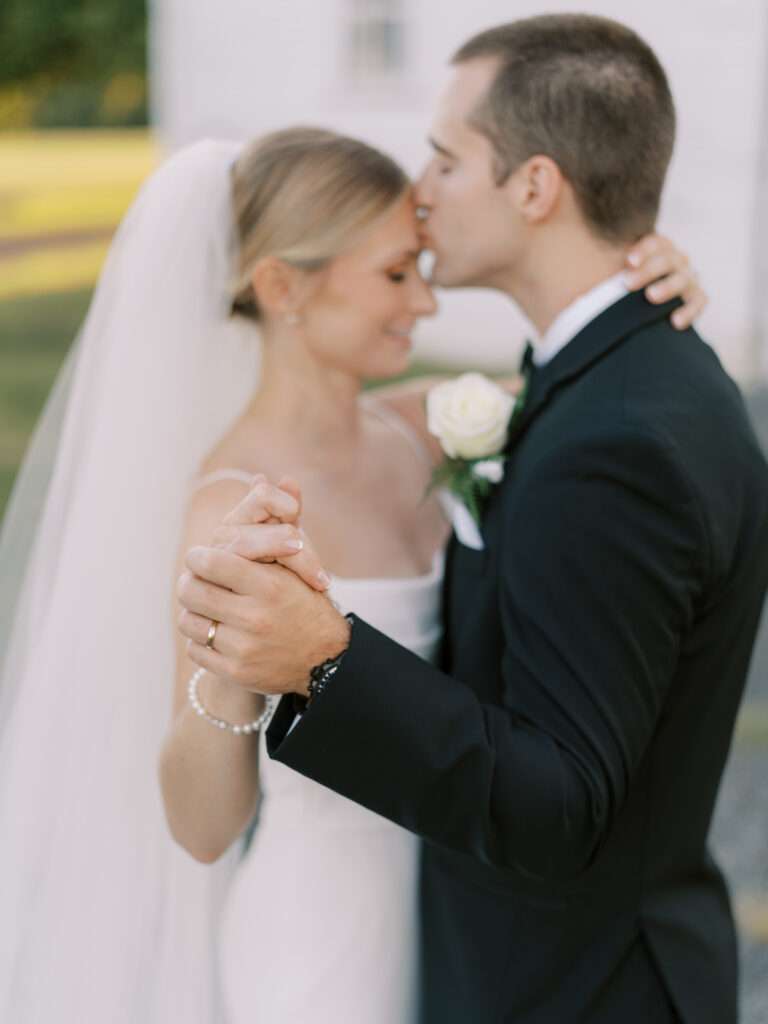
<box><xmin>267</xmin><ymin>292</ymin><xmax>768</xmax><ymax>1023</ymax></box>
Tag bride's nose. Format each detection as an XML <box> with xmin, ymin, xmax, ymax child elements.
<box><xmin>409</xmin><ymin>276</ymin><xmax>438</xmax><ymax>318</ymax></box>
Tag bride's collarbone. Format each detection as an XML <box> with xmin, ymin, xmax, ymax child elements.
<box><xmin>303</xmin><ymin>496</ymin><xmax>446</xmax><ymax>580</ymax></box>
<box><xmin>208</xmin><ymin>431</ymin><xmax>442</xmax><ymax>574</ymax></box>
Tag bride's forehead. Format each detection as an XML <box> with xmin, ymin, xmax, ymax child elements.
<box><xmin>355</xmin><ymin>197</ymin><xmax>420</xmax><ymax>255</ymax></box>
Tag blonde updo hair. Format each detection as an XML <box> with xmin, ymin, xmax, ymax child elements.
<box><xmin>231</xmin><ymin>127</ymin><xmax>411</xmax><ymax>321</ymax></box>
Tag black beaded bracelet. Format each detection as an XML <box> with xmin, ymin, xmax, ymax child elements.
<box><xmin>306</xmin><ymin>613</ymin><xmax>355</xmax><ymax>706</ymax></box>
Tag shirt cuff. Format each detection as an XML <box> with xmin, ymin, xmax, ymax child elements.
<box><xmin>287</xmin><ymin>712</ymin><xmax>303</xmax><ymax>736</ymax></box>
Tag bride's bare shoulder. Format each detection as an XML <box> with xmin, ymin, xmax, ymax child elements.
<box><xmin>184</xmin><ymin>421</ymin><xmax>264</xmax><ymax>529</ymax></box>
<box><xmin>366</xmin><ymin>375</ymin><xmax>446</xmax><ymax>464</ymax></box>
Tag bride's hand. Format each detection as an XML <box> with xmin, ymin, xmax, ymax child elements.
<box><xmin>624</xmin><ymin>233</ymin><xmax>707</xmax><ymax>330</ymax></box>
<box><xmin>211</xmin><ymin>473</ymin><xmax>331</xmax><ymax>592</ymax></box>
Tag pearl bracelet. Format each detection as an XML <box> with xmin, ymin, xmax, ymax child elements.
<box><xmin>187</xmin><ymin>668</ymin><xmax>277</xmax><ymax>735</ymax></box>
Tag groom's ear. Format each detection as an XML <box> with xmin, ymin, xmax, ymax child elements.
<box><xmin>512</xmin><ymin>155</ymin><xmax>566</xmax><ymax>226</ymax></box>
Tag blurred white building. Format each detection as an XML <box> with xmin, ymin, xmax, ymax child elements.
<box><xmin>151</xmin><ymin>0</ymin><xmax>768</xmax><ymax>385</ymax></box>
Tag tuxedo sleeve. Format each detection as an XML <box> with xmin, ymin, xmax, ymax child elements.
<box><xmin>267</xmin><ymin>428</ymin><xmax>707</xmax><ymax>880</ymax></box>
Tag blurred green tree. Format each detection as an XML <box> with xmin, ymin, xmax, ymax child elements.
<box><xmin>0</xmin><ymin>0</ymin><xmax>147</xmax><ymax>128</ymax></box>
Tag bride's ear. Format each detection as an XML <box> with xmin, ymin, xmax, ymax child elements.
<box><xmin>250</xmin><ymin>257</ymin><xmax>304</xmax><ymax>323</ymax></box>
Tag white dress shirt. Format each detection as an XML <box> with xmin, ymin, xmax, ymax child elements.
<box><xmin>531</xmin><ymin>272</ymin><xmax>630</xmax><ymax>367</ymax></box>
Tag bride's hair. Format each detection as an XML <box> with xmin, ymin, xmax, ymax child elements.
<box><xmin>230</xmin><ymin>126</ymin><xmax>409</xmax><ymax>320</ymax></box>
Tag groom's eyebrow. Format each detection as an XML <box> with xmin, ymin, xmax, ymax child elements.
<box><xmin>428</xmin><ymin>136</ymin><xmax>457</xmax><ymax>160</ymax></box>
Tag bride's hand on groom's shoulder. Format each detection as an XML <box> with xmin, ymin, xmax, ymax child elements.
<box><xmin>623</xmin><ymin>232</ymin><xmax>707</xmax><ymax>330</ymax></box>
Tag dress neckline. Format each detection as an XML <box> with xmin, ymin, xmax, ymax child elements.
<box><xmin>329</xmin><ymin>545</ymin><xmax>445</xmax><ymax>588</ymax></box>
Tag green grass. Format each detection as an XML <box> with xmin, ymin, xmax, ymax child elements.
<box><xmin>0</xmin><ymin>289</ymin><xmax>92</xmax><ymax>515</ymax></box>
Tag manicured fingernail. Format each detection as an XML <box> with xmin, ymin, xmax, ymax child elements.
<box><xmin>647</xmin><ymin>284</ymin><xmax>662</xmax><ymax>301</ymax></box>
<box><xmin>285</xmin><ymin>539</ymin><xmax>304</xmax><ymax>552</ymax></box>
<box><xmin>317</xmin><ymin>570</ymin><xmax>332</xmax><ymax>589</ymax></box>
<box><xmin>628</xmin><ymin>251</ymin><xmax>641</xmax><ymax>267</ymax></box>
<box><xmin>672</xmin><ymin>311</ymin><xmax>685</xmax><ymax>328</ymax></box>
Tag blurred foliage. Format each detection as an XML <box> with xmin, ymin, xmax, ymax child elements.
<box><xmin>0</xmin><ymin>0</ymin><xmax>147</xmax><ymax>129</ymax></box>
<box><xmin>0</xmin><ymin>131</ymin><xmax>157</xmax><ymax>296</ymax></box>
<box><xmin>0</xmin><ymin>129</ymin><xmax>156</xmax><ymax>514</ymax></box>
<box><xmin>1</xmin><ymin>241</ymin><xmax>111</xmax><ymax>300</ymax></box>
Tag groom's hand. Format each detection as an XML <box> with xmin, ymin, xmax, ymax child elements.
<box><xmin>176</xmin><ymin>472</ymin><xmax>349</xmax><ymax>695</ymax></box>
<box><xmin>177</xmin><ymin>547</ymin><xmax>350</xmax><ymax>696</ymax></box>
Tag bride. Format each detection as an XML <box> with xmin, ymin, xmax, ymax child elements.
<box><xmin>0</xmin><ymin>128</ymin><xmax>704</xmax><ymax>1022</ymax></box>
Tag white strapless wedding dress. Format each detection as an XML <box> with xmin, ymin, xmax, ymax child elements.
<box><xmin>217</xmin><ymin>552</ymin><xmax>445</xmax><ymax>1023</ymax></box>
<box><xmin>201</xmin><ymin>396</ymin><xmax>446</xmax><ymax>1024</ymax></box>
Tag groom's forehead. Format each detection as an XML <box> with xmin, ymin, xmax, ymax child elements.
<box><xmin>438</xmin><ymin>58</ymin><xmax>499</xmax><ymax>116</ymax></box>
<box><xmin>431</xmin><ymin>58</ymin><xmax>499</xmax><ymax>139</ymax></box>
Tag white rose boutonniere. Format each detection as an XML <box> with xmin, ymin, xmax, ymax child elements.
<box><xmin>426</xmin><ymin>372</ymin><xmax>523</xmax><ymax>525</ymax></box>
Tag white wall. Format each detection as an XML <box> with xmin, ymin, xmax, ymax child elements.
<box><xmin>151</xmin><ymin>0</ymin><xmax>768</xmax><ymax>384</ymax></box>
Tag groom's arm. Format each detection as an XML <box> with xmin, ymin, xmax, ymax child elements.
<box><xmin>265</xmin><ymin>427</ymin><xmax>705</xmax><ymax>880</ymax></box>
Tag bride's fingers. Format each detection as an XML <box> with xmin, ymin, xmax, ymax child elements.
<box><xmin>212</xmin><ymin>524</ymin><xmax>329</xmax><ymax>592</ymax></box>
<box><xmin>625</xmin><ymin>250</ymin><xmax>685</xmax><ymax>292</ymax></box>
<box><xmin>626</xmin><ymin>232</ymin><xmax>662</xmax><ymax>269</ymax></box>
<box><xmin>222</xmin><ymin>475</ymin><xmax>301</xmax><ymax>526</ymax></box>
<box><xmin>212</xmin><ymin>522</ymin><xmax>304</xmax><ymax>559</ymax></box>
<box><xmin>212</xmin><ymin>514</ymin><xmax>280</xmax><ymax>549</ymax></box>
<box><xmin>276</xmin><ymin>475</ymin><xmax>303</xmax><ymax>520</ymax></box>
<box><xmin>646</xmin><ymin>269</ymin><xmax>706</xmax><ymax>329</ymax></box>
<box><xmin>185</xmin><ymin>546</ymin><xmax>329</xmax><ymax>600</ymax></box>
<box><xmin>672</xmin><ymin>288</ymin><xmax>707</xmax><ymax>330</ymax></box>
<box><xmin>645</xmin><ymin>270</ymin><xmax>690</xmax><ymax>304</ymax></box>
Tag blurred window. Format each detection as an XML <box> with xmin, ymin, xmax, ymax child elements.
<box><xmin>347</xmin><ymin>0</ymin><xmax>406</xmax><ymax>79</ymax></box>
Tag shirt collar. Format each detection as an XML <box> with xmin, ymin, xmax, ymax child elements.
<box><xmin>531</xmin><ymin>272</ymin><xmax>630</xmax><ymax>368</ymax></box>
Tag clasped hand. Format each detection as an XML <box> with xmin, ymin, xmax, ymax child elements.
<box><xmin>176</xmin><ymin>475</ymin><xmax>351</xmax><ymax>697</ymax></box>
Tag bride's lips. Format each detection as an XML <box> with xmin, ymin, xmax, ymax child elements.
<box><xmin>386</xmin><ymin>327</ymin><xmax>413</xmax><ymax>345</ymax></box>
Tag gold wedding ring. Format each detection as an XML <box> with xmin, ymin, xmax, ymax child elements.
<box><xmin>205</xmin><ymin>620</ymin><xmax>219</xmax><ymax>650</ymax></box>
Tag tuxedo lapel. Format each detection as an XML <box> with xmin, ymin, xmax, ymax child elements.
<box><xmin>506</xmin><ymin>292</ymin><xmax>681</xmax><ymax>453</ymax></box>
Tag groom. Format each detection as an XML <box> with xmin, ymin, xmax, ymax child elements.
<box><xmin>178</xmin><ymin>16</ymin><xmax>768</xmax><ymax>1024</ymax></box>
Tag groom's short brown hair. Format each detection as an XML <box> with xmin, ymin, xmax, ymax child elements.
<box><xmin>453</xmin><ymin>15</ymin><xmax>675</xmax><ymax>243</ymax></box>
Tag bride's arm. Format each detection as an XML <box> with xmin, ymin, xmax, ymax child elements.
<box><xmin>159</xmin><ymin>480</ymin><xmax>265</xmax><ymax>863</ymax></box>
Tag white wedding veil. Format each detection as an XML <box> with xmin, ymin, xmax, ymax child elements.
<box><xmin>0</xmin><ymin>139</ymin><xmax>261</xmax><ymax>1022</ymax></box>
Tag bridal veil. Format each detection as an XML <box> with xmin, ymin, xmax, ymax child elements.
<box><xmin>0</xmin><ymin>139</ymin><xmax>260</xmax><ymax>1021</ymax></box>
